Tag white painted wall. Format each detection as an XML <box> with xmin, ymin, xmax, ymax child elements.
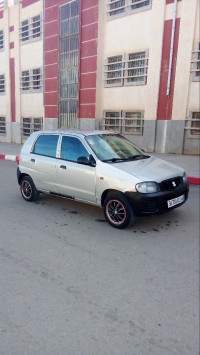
<box><xmin>187</xmin><ymin>0</ymin><xmax>200</xmax><ymax>114</ymax></box>
<box><xmin>0</xmin><ymin>7</ymin><xmax>10</xmax><ymax>121</ymax></box>
<box><xmin>20</xmin><ymin>41</ymin><xmax>43</xmax><ymax>69</ymax></box>
<box><xmin>19</xmin><ymin>1</ymin><xmax>43</xmax><ymax>119</ymax></box>
<box><xmin>0</xmin><ymin>49</ymin><xmax>7</xmax><ymax>117</ymax></box>
<box><xmin>21</xmin><ymin>93</ymin><xmax>43</xmax><ymax>117</ymax></box>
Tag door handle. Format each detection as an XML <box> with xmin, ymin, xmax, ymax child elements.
<box><xmin>31</xmin><ymin>159</ymin><xmax>35</xmax><ymax>163</ymax></box>
<box><xmin>60</xmin><ymin>165</ymin><xmax>66</xmax><ymax>169</ymax></box>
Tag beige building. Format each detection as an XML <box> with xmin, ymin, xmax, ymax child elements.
<box><xmin>0</xmin><ymin>0</ymin><xmax>199</xmax><ymax>154</ymax></box>
<box><xmin>0</xmin><ymin>0</ymin><xmax>43</xmax><ymax>143</ymax></box>
<box><xmin>95</xmin><ymin>0</ymin><xmax>200</xmax><ymax>154</ymax></box>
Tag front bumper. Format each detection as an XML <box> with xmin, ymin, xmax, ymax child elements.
<box><xmin>125</xmin><ymin>182</ymin><xmax>189</xmax><ymax>215</ymax></box>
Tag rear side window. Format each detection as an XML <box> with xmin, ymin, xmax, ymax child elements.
<box><xmin>33</xmin><ymin>135</ymin><xmax>59</xmax><ymax>157</ymax></box>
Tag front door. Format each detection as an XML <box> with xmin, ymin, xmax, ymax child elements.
<box><xmin>56</xmin><ymin>135</ymin><xmax>96</xmax><ymax>202</ymax></box>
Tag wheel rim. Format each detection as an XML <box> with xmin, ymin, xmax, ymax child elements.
<box><xmin>106</xmin><ymin>199</ymin><xmax>126</xmax><ymax>225</ymax></box>
<box><xmin>21</xmin><ymin>180</ymin><xmax>32</xmax><ymax>199</ymax></box>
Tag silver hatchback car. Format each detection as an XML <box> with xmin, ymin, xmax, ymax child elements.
<box><xmin>17</xmin><ymin>130</ymin><xmax>189</xmax><ymax>229</ymax></box>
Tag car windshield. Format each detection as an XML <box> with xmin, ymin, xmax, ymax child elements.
<box><xmin>85</xmin><ymin>134</ymin><xmax>149</xmax><ymax>162</ymax></box>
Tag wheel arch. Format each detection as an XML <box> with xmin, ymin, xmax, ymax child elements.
<box><xmin>101</xmin><ymin>189</ymin><xmax>124</xmax><ymax>207</ymax></box>
<box><xmin>18</xmin><ymin>172</ymin><xmax>30</xmax><ymax>185</ymax></box>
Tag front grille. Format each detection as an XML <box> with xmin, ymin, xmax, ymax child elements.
<box><xmin>161</xmin><ymin>199</ymin><xmax>168</xmax><ymax>210</ymax></box>
<box><xmin>146</xmin><ymin>200</ymin><xmax>159</xmax><ymax>213</ymax></box>
<box><xmin>160</xmin><ymin>177</ymin><xmax>182</xmax><ymax>191</ymax></box>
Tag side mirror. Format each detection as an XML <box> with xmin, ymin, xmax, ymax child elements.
<box><xmin>77</xmin><ymin>154</ymin><xmax>96</xmax><ymax>167</ymax></box>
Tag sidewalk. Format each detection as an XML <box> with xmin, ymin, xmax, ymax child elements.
<box><xmin>0</xmin><ymin>142</ymin><xmax>199</xmax><ymax>185</ymax></box>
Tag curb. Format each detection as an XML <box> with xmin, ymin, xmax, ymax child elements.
<box><xmin>187</xmin><ymin>177</ymin><xmax>200</xmax><ymax>186</ymax></box>
<box><xmin>0</xmin><ymin>154</ymin><xmax>200</xmax><ymax>186</ymax></box>
<box><xmin>0</xmin><ymin>154</ymin><xmax>19</xmax><ymax>162</ymax></box>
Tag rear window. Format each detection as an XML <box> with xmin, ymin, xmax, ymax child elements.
<box><xmin>33</xmin><ymin>134</ymin><xmax>59</xmax><ymax>157</ymax></box>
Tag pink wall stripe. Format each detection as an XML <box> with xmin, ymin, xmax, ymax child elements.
<box><xmin>157</xmin><ymin>19</ymin><xmax>180</xmax><ymax>120</ymax></box>
<box><xmin>22</xmin><ymin>0</ymin><xmax>40</xmax><ymax>9</ymax></box>
<box><xmin>166</xmin><ymin>0</ymin><xmax>182</xmax><ymax>4</ymax></box>
<box><xmin>10</xmin><ymin>58</ymin><xmax>16</xmax><ymax>123</ymax></box>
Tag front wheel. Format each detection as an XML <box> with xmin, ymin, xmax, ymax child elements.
<box><xmin>20</xmin><ymin>176</ymin><xmax>39</xmax><ymax>202</ymax></box>
<box><xmin>103</xmin><ymin>194</ymin><xmax>134</xmax><ymax>229</ymax></box>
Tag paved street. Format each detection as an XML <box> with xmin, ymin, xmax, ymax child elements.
<box><xmin>0</xmin><ymin>160</ymin><xmax>199</xmax><ymax>355</ymax></box>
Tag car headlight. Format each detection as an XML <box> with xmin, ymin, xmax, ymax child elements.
<box><xmin>183</xmin><ymin>172</ymin><xmax>187</xmax><ymax>183</ymax></box>
<box><xmin>136</xmin><ymin>182</ymin><xmax>159</xmax><ymax>193</ymax></box>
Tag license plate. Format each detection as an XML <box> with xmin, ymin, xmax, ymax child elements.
<box><xmin>167</xmin><ymin>194</ymin><xmax>185</xmax><ymax>208</ymax></box>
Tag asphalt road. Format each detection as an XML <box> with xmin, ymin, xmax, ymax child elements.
<box><xmin>0</xmin><ymin>160</ymin><xmax>199</xmax><ymax>355</ymax></box>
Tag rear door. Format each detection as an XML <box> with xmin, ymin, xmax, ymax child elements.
<box><xmin>28</xmin><ymin>134</ymin><xmax>60</xmax><ymax>193</ymax></box>
<box><xmin>56</xmin><ymin>135</ymin><xmax>96</xmax><ymax>202</ymax></box>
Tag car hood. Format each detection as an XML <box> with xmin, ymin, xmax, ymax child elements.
<box><xmin>112</xmin><ymin>156</ymin><xmax>184</xmax><ymax>182</ymax></box>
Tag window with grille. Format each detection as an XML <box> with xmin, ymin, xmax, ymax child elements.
<box><xmin>32</xmin><ymin>69</ymin><xmax>42</xmax><ymax>90</ymax></box>
<box><xmin>104</xmin><ymin>51</ymin><xmax>148</xmax><ymax>87</ymax></box>
<box><xmin>21</xmin><ymin>69</ymin><xmax>42</xmax><ymax>92</ymax></box>
<box><xmin>131</xmin><ymin>0</ymin><xmax>150</xmax><ymax>10</ymax></box>
<box><xmin>20</xmin><ymin>15</ymin><xmax>41</xmax><ymax>43</ymax></box>
<box><xmin>104</xmin><ymin>55</ymin><xmax>123</xmax><ymax>87</ymax></box>
<box><xmin>0</xmin><ymin>117</ymin><xmax>6</xmax><ymax>134</ymax></box>
<box><xmin>123</xmin><ymin>111</ymin><xmax>144</xmax><ymax>134</ymax></box>
<box><xmin>107</xmin><ymin>0</ymin><xmax>151</xmax><ymax>19</ymax></box>
<box><xmin>125</xmin><ymin>51</ymin><xmax>148</xmax><ymax>85</ymax></box>
<box><xmin>191</xmin><ymin>42</ymin><xmax>200</xmax><ymax>81</ymax></box>
<box><xmin>0</xmin><ymin>30</ymin><xmax>3</xmax><ymax>50</ymax></box>
<box><xmin>21</xmin><ymin>20</ymin><xmax>29</xmax><ymax>41</ymax></box>
<box><xmin>21</xmin><ymin>117</ymin><xmax>43</xmax><ymax>137</ymax></box>
<box><xmin>190</xmin><ymin>112</ymin><xmax>200</xmax><ymax>135</ymax></box>
<box><xmin>32</xmin><ymin>15</ymin><xmax>41</xmax><ymax>38</ymax></box>
<box><xmin>102</xmin><ymin>110</ymin><xmax>144</xmax><ymax>135</ymax></box>
<box><xmin>102</xmin><ymin>111</ymin><xmax>121</xmax><ymax>131</ymax></box>
<box><xmin>59</xmin><ymin>0</ymin><xmax>79</xmax><ymax>129</ymax></box>
<box><xmin>108</xmin><ymin>0</ymin><xmax>125</xmax><ymax>17</ymax></box>
<box><xmin>0</xmin><ymin>74</ymin><xmax>5</xmax><ymax>93</ymax></box>
<box><xmin>21</xmin><ymin>71</ymin><xmax>30</xmax><ymax>91</ymax></box>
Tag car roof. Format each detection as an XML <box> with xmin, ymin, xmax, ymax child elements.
<box><xmin>34</xmin><ymin>130</ymin><xmax>117</xmax><ymax>137</ymax></box>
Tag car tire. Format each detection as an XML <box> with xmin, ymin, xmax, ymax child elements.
<box><xmin>20</xmin><ymin>176</ymin><xmax>39</xmax><ymax>202</ymax></box>
<box><xmin>103</xmin><ymin>194</ymin><xmax>134</xmax><ymax>229</ymax></box>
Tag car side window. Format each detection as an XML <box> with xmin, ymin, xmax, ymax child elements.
<box><xmin>61</xmin><ymin>136</ymin><xmax>89</xmax><ymax>162</ymax></box>
<box><xmin>33</xmin><ymin>135</ymin><xmax>59</xmax><ymax>158</ymax></box>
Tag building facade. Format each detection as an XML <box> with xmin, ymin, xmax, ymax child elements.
<box><xmin>0</xmin><ymin>0</ymin><xmax>199</xmax><ymax>154</ymax></box>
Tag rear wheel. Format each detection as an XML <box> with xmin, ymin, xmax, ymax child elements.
<box><xmin>103</xmin><ymin>194</ymin><xmax>134</xmax><ymax>229</ymax></box>
<box><xmin>20</xmin><ymin>176</ymin><xmax>39</xmax><ymax>202</ymax></box>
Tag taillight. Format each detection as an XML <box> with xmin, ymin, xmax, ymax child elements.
<box><xmin>16</xmin><ymin>155</ymin><xmax>20</xmax><ymax>165</ymax></box>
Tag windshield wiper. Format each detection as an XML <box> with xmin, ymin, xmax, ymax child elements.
<box><xmin>102</xmin><ymin>155</ymin><xmax>150</xmax><ymax>163</ymax></box>
<box><xmin>102</xmin><ymin>158</ymin><xmax>125</xmax><ymax>163</ymax></box>
<box><xmin>125</xmin><ymin>154</ymin><xmax>150</xmax><ymax>161</ymax></box>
